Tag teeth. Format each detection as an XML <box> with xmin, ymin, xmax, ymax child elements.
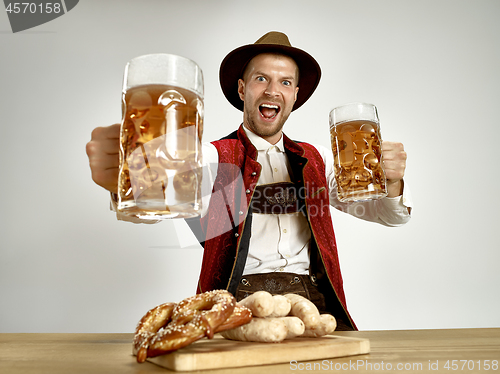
<box><xmin>260</xmin><ymin>104</ymin><xmax>279</xmax><ymax>109</ymax></box>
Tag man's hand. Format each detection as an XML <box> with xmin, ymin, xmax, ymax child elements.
<box><xmin>381</xmin><ymin>141</ymin><xmax>407</xmax><ymax>197</ymax></box>
<box><xmin>85</xmin><ymin>123</ymin><xmax>120</xmax><ymax>193</ymax></box>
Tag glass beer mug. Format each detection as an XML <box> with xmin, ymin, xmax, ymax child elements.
<box><xmin>116</xmin><ymin>54</ymin><xmax>204</xmax><ymax>219</ymax></box>
<box><xmin>329</xmin><ymin>103</ymin><xmax>387</xmax><ymax>202</ymax></box>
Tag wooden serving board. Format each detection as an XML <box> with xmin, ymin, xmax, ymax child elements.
<box><xmin>147</xmin><ymin>334</ymin><xmax>370</xmax><ymax>372</ymax></box>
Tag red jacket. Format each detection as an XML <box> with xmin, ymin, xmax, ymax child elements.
<box><xmin>186</xmin><ymin>125</ymin><xmax>356</xmax><ymax>330</ymax></box>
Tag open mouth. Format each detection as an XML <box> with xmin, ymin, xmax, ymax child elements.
<box><xmin>259</xmin><ymin>103</ymin><xmax>280</xmax><ymax>120</ymax></box>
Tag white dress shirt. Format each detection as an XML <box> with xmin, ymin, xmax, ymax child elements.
<box><xmin>240</xmin><ymin>127</ymin><xmax>311</xmax><ymax>275</ymax></box>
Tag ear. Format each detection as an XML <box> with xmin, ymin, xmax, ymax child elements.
<box><xmin>294</xmin><ymin>86</ymin><xmax>299</xmax><ymax>102</ymax></box>
<box><xmin>237</xmin><ymin>79</ymin><xmax>245</xmax><ymax>101</ymax></box>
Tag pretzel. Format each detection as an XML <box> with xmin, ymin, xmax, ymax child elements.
<box><xmin>133</xmin><ymin>290</ymin><xmax>245</xmax><ymax>363</ymax></box>
<box><xmin>133</xmin><ymin>302</ymin><xmax>177</xmax><ymax>363</ymax></box>
<box><xmin>215</xmin><ymin>304</ymin><xmax>253</xmax><ymax>333</ymax></box>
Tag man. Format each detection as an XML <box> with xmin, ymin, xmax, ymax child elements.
<box><xmin>86</xmin><ymin>32</ymin><xmax>411</xmax><ymax>331</ymax></box>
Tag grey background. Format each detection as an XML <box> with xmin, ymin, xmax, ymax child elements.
<box><xmin>1</xmin><ymin>0</ymin><xmax>499</xmax><ymax>332</ymax></box>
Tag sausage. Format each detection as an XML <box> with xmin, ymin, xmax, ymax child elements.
<box><xmin>302</xmin><ymin>314</ymin><xmax>337</xmax><ymax>337</ymax></box>
<box><xmin>238</xmin><ymin>291</ymin><xmax>274</xmax><ymax>318</ymax></box>
<box><xmin>220</xmin><ymin>317</ymin><xmax>288</xmax><ymax>343</ymax></box>
<box><xmin>282</xmin><ymin>316</ymin><xmax>305</xmax><ymax>339</ymax></box>
<box><xmin>268</xmin><ymin>295</ymin><xmax>291</xmax><ymax>318</ymax></box>
<box><xmin>284</xmin><ymin>293</ymin><xmax>320</xmax><ymax>329</ymax></box>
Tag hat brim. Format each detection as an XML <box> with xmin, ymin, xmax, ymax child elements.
<box><xmin>219</xmin><ymin>43</ymin><xmax>321</xmax><ymax>112</ymax></box>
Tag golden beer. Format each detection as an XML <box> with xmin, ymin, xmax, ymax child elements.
<box><xmin>117</xmin><ymin>84</ymin><xmax>203</xmax><ymax>219</ymax></box>
<box><xmin>330</xmin><ymin>119</ymin><xmax>387</xmax><ymax>202</ymax></box>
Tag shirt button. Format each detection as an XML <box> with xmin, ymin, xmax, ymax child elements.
<box><xmin>251</xmin><ymin>172</ymin><xmax>257</xmax><ymax>176</ymax></box>
<box><xmin>234</xmin><ymin>233</ymin><xmax>239</xmax><ymax>237</ymax></box>
<box><xmin>246</xmin><ymin>189</ymin><xmax>250</xmax><ymax>194</ymax></box>
<box><xmin>274</xmin><ymin>168</ymin><xmax>278</xmax><ymax>172</ymax></box>
<box><xmin>239</xmin><ymin>211</ymin><xmax>244</xmax><ymax>215</ymax></box>
<box><xmin>279</xmin><ymin>268</ymin><xmax>284</xmax><ymax>272</ymax></box>
<box><xmin>283</xmin><ymin>229</ymin><xmax>287</xmax><ymax>233</ymax></box>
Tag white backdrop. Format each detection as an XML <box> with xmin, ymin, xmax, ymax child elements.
<box><xmin>1</xmin><ymin>0</ymin><xmax>499</xmax><ymax>333</ymax></box>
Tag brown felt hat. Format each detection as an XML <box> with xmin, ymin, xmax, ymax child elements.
<box><xmin>219</xmin><ymin>31</ymin><xmax>321</xmax><ymax>112</ymax></box>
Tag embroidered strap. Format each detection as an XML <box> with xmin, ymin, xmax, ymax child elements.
<box><xmin>250</xmin><ymin>182</ymin><xmax>301</xmax><ymax>214</ymax></box>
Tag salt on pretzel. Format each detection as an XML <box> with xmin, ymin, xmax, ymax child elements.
<box><xmin>170</xmin><ymin>289</ymin><xmax>236</xmax><ymax>334</ymax></box>
<box><xmin>133</xmin><ymin>290</ymin><xmax>246</xmax><ymax>362</ymax></box>
<box><xmin>133</xmin><ymin>302</ymin><xmax>176</xmax><ymax>363</ymax></box>
<box><xmin>214</xmin><ymin>304</ymin><xmax>253</xmax><ymax>333</ymax></box>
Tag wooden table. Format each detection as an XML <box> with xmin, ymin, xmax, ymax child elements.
<box><xmin>1</xmin><ymin>329</ymin><xmax>499</xmax><ymax>373</ymax></box>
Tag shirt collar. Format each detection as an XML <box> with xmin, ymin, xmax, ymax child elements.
<box><xmin>242</xmin><ymin>125</ymin><xmax>285</xmax><ymax>153</ymax></box>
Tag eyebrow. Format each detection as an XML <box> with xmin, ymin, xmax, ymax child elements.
<box><xmin>253</xmin><ymin>70</ymin><xmax>297</xmax><ymax>82</ymax></box>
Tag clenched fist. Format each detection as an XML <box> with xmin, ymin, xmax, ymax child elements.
<box><xmin>85</xmin><ymin>123</ymin><xmax>120</xmax><ymax>193</ymax></box>
<box><xmin>381</xmin><ymin>141</ymin><xmax>407</xmax><ymax>197</ymax></box>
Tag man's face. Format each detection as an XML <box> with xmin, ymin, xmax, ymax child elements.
<box><xmin>238</xmin><ymin>53</ymin><xmax>299</xmax><ymax>144</ymax></box>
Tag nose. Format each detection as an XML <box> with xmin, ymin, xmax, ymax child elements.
<box><xmin>264</xmin><ymin>80</ymin><xmax>280</xmax><ymax>98</ymax></box>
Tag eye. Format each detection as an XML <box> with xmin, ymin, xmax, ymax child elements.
<box><xmin>282</xmin><ymin>80</ymin><xmax>291</xmax><ymax>86</ymax></box>
<box><xmin>256</xmin><ymin>76</ymin><xmax>266</xmax><ymax>82</ymax></box>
